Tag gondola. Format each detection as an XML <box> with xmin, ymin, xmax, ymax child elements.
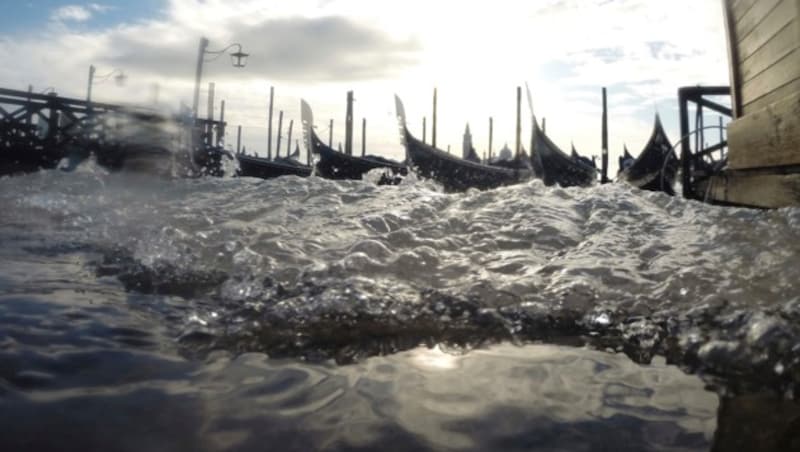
<box><xmin>617</xmin><ymin>114</ymin><xmax>678</xmax><ymax>195</ymax></box>
<box><xmin>236</xmin><ymin>152</ymin><xmax>312</xmax><ymax>179</ymax></box>
<box><xmin>529</xmin><ymin>115</ymin><xmax>598</xmax><ymax>187</ymax></box>
<box><xmin>394</xmin><ymin>95</ymin><xmax>532</xmax><ymax>192</ymax></box>
<box><xmin>300</xmin><ymin>100</ymin><xmax>407</xmax><ymax>182</ymax></box>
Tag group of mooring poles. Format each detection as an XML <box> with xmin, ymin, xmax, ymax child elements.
<box><xmin>221</xmin><ymin>85</ymin><xmax>307</xmax><ymax>163</ymax></box>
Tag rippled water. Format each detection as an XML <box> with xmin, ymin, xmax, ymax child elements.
<box><xmin>2</xmin><ymin>164</ymin><xmax>800</xmax><ymax>451</ymax></box>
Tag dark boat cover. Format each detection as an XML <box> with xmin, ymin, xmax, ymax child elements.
<box><xmin>301</xmin><ymin>100</ymin><xmax>406</xmax><ymax>181</ymax></box>
<box><xmin>394</xmin><ymin>95</ymin><xmax>532</xmax><ymax>192</ymax></box>
<box><xmin>617</xmin><ymin>114</ymin><xmax>677</xmax><ymax>195</ymax></box>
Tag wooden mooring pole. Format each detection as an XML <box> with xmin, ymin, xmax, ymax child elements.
<box><xmin>361</xmin><ymin>118</ymin><xmax>366</xmax><ymax>157</ymax></box>
<box><xmin>236</xmin><ymin>125</ymin><xmax>242</xmax><ymax>154</ymax></box>
<box><xmin>218</xmin><ymin>100</ymin><xmax>226</xmax><ymax>147</ymax></box>
<box><xmin>276</xmin><ymin>110</ymin><xmax>284</xmax><ymax>158</ymax></box>
<box><xmin>207</xmin><ymin>82</ymin><xmax>215</xmax><ymax>145</ymax></box>
<box><xmin>432</xmin><ymin>88</ymin><xmax>438</xmax><ymax>148</ymax></box>
<box><xmin>515</xmin><ymin>86</ymin><xmax>521</xmax><ymax>158</ymax></box>
<box><xmin>345</xmin><ymin>91</ymin><xmax>354</xmax><ymax>155</ymax></box>
<box><xmin>422</xmin><ymin>117</ymin><xmax>427</xmax><ymax>144</ymax></box>
<box><xmin>601</xmin><ymin>87</ymin><xmax>609</xmax><ymax>183</ymax></box>
<box><xmin>267</xmin><ymin>86</ymin><xmax>274</xmax><ymax>160</ymax></box>
<box><xmin>489</xmin><ymin>116</ymin><xmax>493</xmax><ymax>160</ymax></box>
<box><xmin>287</xmin><ymin>119</ymin><xmax>294</xmax><ymax>157</ymax></box>
<box><xmin>328</xmin><ymin>119</ymin><xmax>333</xmax><ymax>147</ymax></box>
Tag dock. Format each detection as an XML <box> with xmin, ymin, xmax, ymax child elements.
<box><xmin>0</xmin><ymin>87</ymin><xmax>226</xmax><ymax>176</ymax></box>
<box><xmin>681</xmin><ymin>0</ymin><xmax>800</xmax><ymax>208</ymax></box>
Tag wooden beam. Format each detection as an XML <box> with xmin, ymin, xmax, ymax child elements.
<box><xmin>728</xmin><ymin>90</ymin><xmax>800</xmax><ymax>169</ymax></box>
<box><xmin>704</xmin><ymin>171</ymin><xmax>800</xmax><ymax>208</ymax></box>
<box><xmin>723</xmin><ymin>0</ymin><xmax>744</xmax><ymax>117</ymax></box>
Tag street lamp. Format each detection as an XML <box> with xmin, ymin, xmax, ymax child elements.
<box><xmin>191</xmin><ymin>37</ymin><xmax>249</xmax><ymax>119</ymax></box>
<box><xmin>86</xmin><ymin>64</ymin><xmax>126</xmax><ymax>103</ymax></box>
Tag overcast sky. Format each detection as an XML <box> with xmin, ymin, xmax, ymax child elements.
<box><xmin>0</xmin><ymin>0</ymin><xmax>730</xmax><ymax>170</ymax></box>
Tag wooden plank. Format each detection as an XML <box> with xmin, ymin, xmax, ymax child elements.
<box><xmin>736</xmin><ymin>0</ymin><xmax>795</xmax><ymax>61</ymax></box>
<box><xmin>740</xmin><ymin>19</ymin><xmax>798</xmax><ymax>82</ymax></box>
<box><xmin>732</xmin><ymin>0</ymin><xmax>758</xmax><ymax>21</ymax></box>
<box><xmin>724</xmin><ymin>0</ymin><xmax>744</xmax><ymax>117</ymax></box>
<box><xmin>705</xmin><ymin>172</ymin><xmax>800</xmax><ymax>208</ymax></box>
<box><xmin>739</xmin><ymin>48</ymin><xmax>800</xmax><ymax>107</ymax></box>
<box><xmin>743</xmin><ymin>73</ymin><xmax>800</xmax><ymax>113</ymax></box>
<box><xmin>735</xmin><ymin>0</ymin><xmax>782</xmax><ymax>42</ymax></box>
<box><xmin>728</xmin><ymin>90</ymin><xmax>800</xmax><ymax>169</ymax></box>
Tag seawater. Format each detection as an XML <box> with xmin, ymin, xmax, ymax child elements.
<box><xmin>1</xmin><ymin>164</ymin><xmax>799</xmax><ymax>451</ymax></box>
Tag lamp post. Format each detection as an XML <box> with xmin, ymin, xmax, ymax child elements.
<box><xmin>86</xmin><ymin>64</ymin><xmax>126</xmax><ymax>104</ymax></box>
<box><xmin>191</xmin><ymin>36</ymin><xmax>249</xmax><ymax>119</ymax></box>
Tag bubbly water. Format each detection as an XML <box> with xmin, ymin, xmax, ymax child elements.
<box><xmin>1</xmin><ymin>163</ymin><xmax>799</xmax><ymax>451</ymax></box>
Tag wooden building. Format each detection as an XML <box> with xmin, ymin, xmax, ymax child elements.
<box><xmin>702</xmin><ymin>0</ymin><xmax>800</xmax><ymax>207</ymax></box>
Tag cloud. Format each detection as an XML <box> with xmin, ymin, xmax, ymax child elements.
<box><xmin>49</xmin><ymin>3</ymin><xmax>111</xmax><ymax>24</ymax></box>
<box><xmin>106</xmin><ymin>16</ymin><xmax>419</xmax><ymax>82</ymax></box>
<box><xmin>51</xmin><ymin>5</ymin><xmax>93</xmax><ymax>22</ymax></box>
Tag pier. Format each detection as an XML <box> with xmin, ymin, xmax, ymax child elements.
<box><xmin>0</xmin><ymin>86</ymin><xmax>226</xmax><ymax>176</ymax></box>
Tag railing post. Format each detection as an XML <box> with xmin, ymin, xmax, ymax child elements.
<box><xmin>678</xmin><ymin>87</ymin><xmax>692</xmax><ymax>199</ymax></box>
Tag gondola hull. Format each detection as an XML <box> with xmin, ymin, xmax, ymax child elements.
<box><xmin>313</xmin><ymin>137</ymin><xmax>407</xmax><ymax>181</ymax></box>
<box><xmin>301</xmin><ymin>100</ymin><xmax>406</xmax><ymax>183</ymax></box>
<box><xmin>617</xmin><ymin>116</ymin><xmax>678</xmax><ymax>195</ymax></box>
<box><xmin>395</xmin><ymin>95</ymin><xmax>531</xmax><ymax>192</ymax></box>
<box><xmin>237</xmin><ymin>154</ymin><xmax>312</xmax><ymax>179</ymax></box>
<box><xmin>530</xmin><ymin>120</ymin><xmax>597</xmax><ymax>188</ymax></box>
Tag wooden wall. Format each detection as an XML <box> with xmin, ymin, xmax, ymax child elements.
<box><xmin>725</xmin><ymin>0</ymin><xmax>800</xmax><ymax>169</ymax></box>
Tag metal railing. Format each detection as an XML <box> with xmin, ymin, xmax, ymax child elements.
<box><xmin>678</xmin><ymin>86</ymin><xmax>732</xmax><ymax>200</ymax></box>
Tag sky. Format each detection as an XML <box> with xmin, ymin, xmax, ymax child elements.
<box><xmin>0</xmin><ymin>0</ymin><xmax>731</xmax><ymax>172</ymax></box>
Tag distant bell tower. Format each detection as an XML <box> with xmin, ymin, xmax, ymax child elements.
<box><xmin>462</xmin><ymin>123</ymin><xmax>473</xmax><ymax>160</ymax></box>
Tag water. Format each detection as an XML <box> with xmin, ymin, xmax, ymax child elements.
<box><xmin>1</xmin><ymin>164</ymin><xmax>799</xmax><ymax>451</ymax></box>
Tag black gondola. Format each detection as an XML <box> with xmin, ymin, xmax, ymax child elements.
<box><xmin>530</xmin><ymin>115</ymin><xmax>598</xmax><ymax>187</ymax></box>
<box><xmin>394</xmin><ymin>95</ymin><xmax>532</xmax><ymax>191</ymax></box>
<box><xmin>300</xmin><ymin>100</ymin><xmax>406</xmax><ymax>182</ymax></box>
<box><xmin>236</xmin><ymin>152</ymin><xmax>312</xmax><ymax>179</ymax></box>
<box><xmin>617</xmin><ymin>114</ymin><xmax>678</xmax><ymax>195</ymax></box>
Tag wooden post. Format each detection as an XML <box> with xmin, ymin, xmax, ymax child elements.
<box><xmin>432</xmin><ymin>88</ymin><xmax>438</xmax><ymax>148</ymax></box>
<box><xmin>447</xmin><ymin>144</ymin><xmax>450</xmax><ymax>153</ymax></box>
<box><xmin>26</xmin><ymin>85</ymin><xmax>33</xmax><ymax>127</ymax></box>
<box><xmin>515</xmin><ymin>86</ymin><xmax>521</xmax><ymax>158</ymax></box>
<box><xmin>489</xmin><ymin>117</ymin><xmax>493</xmax><ymax>160</ymax></box>
<box><xmin>236</xmin><ymin>125</ymin><xmax>242</xmax><ymax>154</ymax></box>
<box><xmin>276</xmin><ymin>110</ymin><xmax>284</xmax><ymax>158</ymax></box>
<box><xmin>361</xmin><ymin>118</ymin><xmax>366</xmax><ymax>157</ymax></box>
<box><xmin>542</xmin><ymin>117</ymin><xmax>546</xmax><ymax>134</ymax></box>
<box><xmin>267</xmin><ymin>86</ymin><xmax>274</xmax><ymax>160</ymax></box>
<box><xmin>218</xmin><ymin>100</ymin><xmax>226</xmax><ymax>147</ymax></box>
<box><xmin>287</xmin><ymin>119</ymin><xmax>294</xmax><ymax>157</ymax></box>
<box><xmin>304</xmin><ymin>139</ymin><xmax>311</xmax><ymax>165</ymax></box>
<box><xmin>329</xmin><ymin>119</ymin><xmax>333</xmax><ymax>147</ymax></box>
<box><xmin>47</xmin><ymin>93</ymin><xmax>58</xmax><ymax>146</ymax></box>
<box><xmin>422</xmin><ymin>117</ymin><xmax>427</xmax><ymax>144</ymax></box>
<box><xmin>86</xmin><ymin>65</ymin><xmax>95</xmax><ymax>105</ymax></box>
<box><xmin>601</xmin><ymin>87</ymin><xmax>609</xmax><ymax>183</ymax></box>
<box><xmin>345</xmin><ymin>91</ymin><xmax>354</xmax><ymax>155</ymax></box>
<box><xmin>207</xmin><ymin>82</ymin><xmax>215</xmax><ymax>146</ymax></box>
<box><xmin>679</xmin><ymin>89</ymin><xmax>692</xmax><ymax>198</ymax></box>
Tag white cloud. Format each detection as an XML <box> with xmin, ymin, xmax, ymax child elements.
<box><xmin>51</xmin><ymin>5</ymin><xmax>93</xmax><ymax>22</ymax></box>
